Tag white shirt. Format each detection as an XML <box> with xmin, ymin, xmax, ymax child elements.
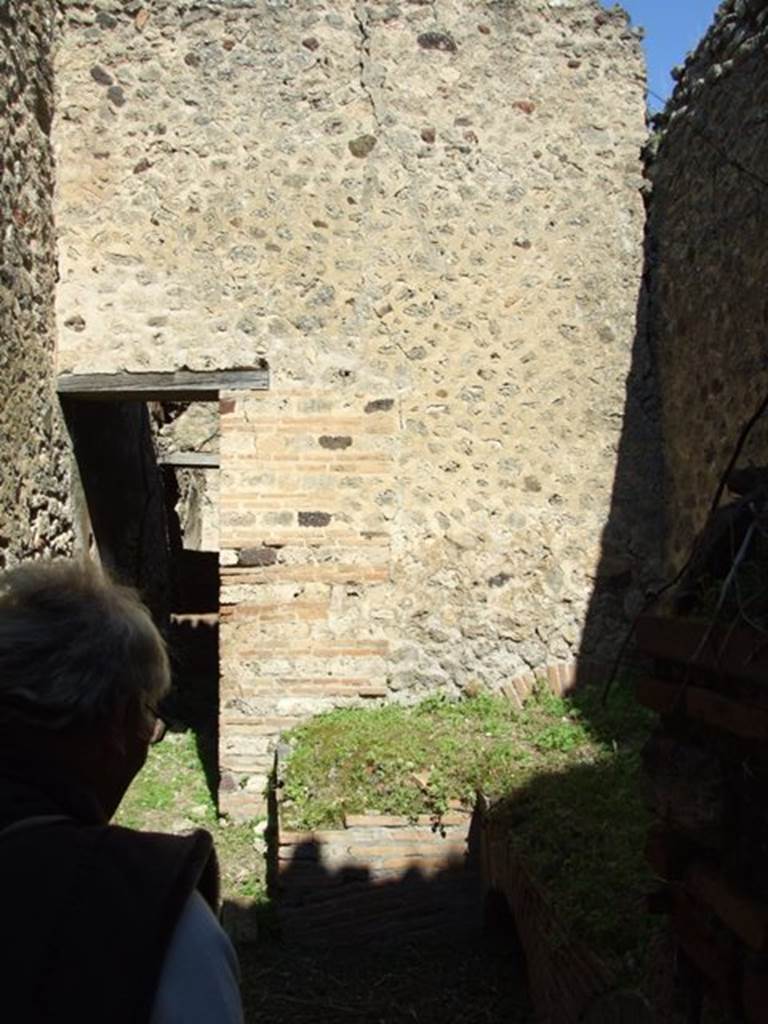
<box><xmin>150</xmin><ymin>891</ymin><xmax>244</xmax><ymax>1024</ymax></box>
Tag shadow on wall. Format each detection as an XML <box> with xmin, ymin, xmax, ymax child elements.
<box><xmin>61</xmin><ymin>398</ymin><xmax>173</xmax><ymax>625</ymax></box>
<box><xmin>575</xmin><ymin>195</ymin><xmax>665</xmax><ymax>695</ymax></box>
<box><xmin>272</xmin><ymin>837</ymin><xmax>481</xmax><ymax>946</ymax></box>
<box><xmin>258</xmin><ymin>796</ymin><xmax>486</xmax><ymax>945</ymax></box>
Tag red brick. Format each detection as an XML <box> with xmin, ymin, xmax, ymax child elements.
<box><xmin>546</xmin><ymin>664</ymin><xmax>561</xmax><ymax>695</ymax></box>
<box><xmin>671</xmin><ymin>890</ymin><xmax>737</xmax><ymax>1005</ymax></box>
<box><xmin>344</xmin><ymin>814</ymin><xmax>411</xmax><ymax>828</ymax></box>
<box><xmin>279</xmin><ymin>829</ymin><xmax>345</xmax><ymax>846</ymax></box>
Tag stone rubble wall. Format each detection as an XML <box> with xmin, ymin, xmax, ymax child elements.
<box><xmin>0</xmin><ymin>1</ymin><xmax>74</xmax><ymax>566</ymax></box>
<box><xmin>156</xmin><ymin>403</ymin><xmax>220</xmax><ymax>552</ymax></box>
<box><xmin>646</xmin><ymin>0</ymin><xmax>768</xmax><ymax>571</ymax></box>
<box><xmin>53</xmin><ymin>0</ymin><xmax>648</xmax><ymax>808</ymax></box>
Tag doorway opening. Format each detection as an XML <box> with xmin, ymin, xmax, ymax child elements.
<box><xmin>58</xmin><ymin>367</ymin><xmax>268</xmax><ymax>807</ymax></box>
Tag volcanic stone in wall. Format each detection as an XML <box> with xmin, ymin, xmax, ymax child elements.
<box><xmin>0</xmin><ymin>0</ymin><xmax>73</xmax><ymax>565</ymax></box>
<box><xmin>53</xmin><ymin>0</ymin><xmax>649</xmax><ymax>692</ymax></box>
<box><xmin>646</xmin><ymin>0</ymin><xmax>768</xmax><ymax>571</ymax></box>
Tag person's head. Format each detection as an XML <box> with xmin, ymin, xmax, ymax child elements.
<box><xmin>0</xmin><ymin>559</ymin><xmax>170</xmax><ymax>819</ymax></box>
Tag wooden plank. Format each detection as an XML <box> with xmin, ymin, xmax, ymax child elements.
<box><xmin>56</xmin><ymin>367</ymin><xmax>268</xmax><ymax>401</ymax></box>
<box><xmin>687</xmin><ymin>687</ymin><xmax>768</xmax><ymax>741</ymax></box>
<box><xmin>635</xmin><ymin>614</ymin><xmax>768</xmax><ymax>685</ymax></box>
<box><xmin>157</xmin><ymin>451</ymin><xmax>219</xmax><ymax>468</ymax></box>
<box><xmin>671</xmin><ymin>889</ymin><xmax>737</xmax><ymax>1006</ymax></box>
<box><xmin>639</xmin><ymin>674</ymin><xmax>768</xmax><ymax>741</ymax></box>
<box><xmin>636</xmin><ymin>677</ymin><xmax>682</xmax><ymax>716</ymax></box>
<box><xmin>743</xmin><ymin>957</ymin><xmax>768</xmax><ymax>1024</ymax></box>
<box><xmin>582</xmin><ymin>991</ymin><xmax>653</xmax><ymax>1023</ymax></box>
<box><xmin>686</xmin><ymin>861</ymin><xmax>768</xmax><ymax>951</ymax></box>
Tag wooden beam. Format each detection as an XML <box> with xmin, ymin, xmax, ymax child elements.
<box><xmin>157</xmin><ymin>451</ymin><xmax>220</xmax><ymax>469</ymax></box>
<box><xmin>635</xmin><ymin>613</ymin><xmax>768</xmax><ymax>685</ymax></box>
<box><xmin>57</xmin><ymin>367</ymin><xmax>268</xmax><ymax>401</ymax></box>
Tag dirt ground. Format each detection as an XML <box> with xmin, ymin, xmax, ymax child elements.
<box><xmin>237</xmin><ymin>934</ymin><xmax>533</xmax><ymax>1024</ymax></box>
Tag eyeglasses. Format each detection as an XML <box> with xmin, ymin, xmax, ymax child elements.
<box><xmin>144</xmin><ymin>703</ymin><xmax>168</xmax><ymax>746</ymax></box>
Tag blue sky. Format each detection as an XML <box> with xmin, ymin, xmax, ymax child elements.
<box><xmin>617</xmin><ymin>1</ymin><xmax>722</xmax><ymax>109</ymax></box>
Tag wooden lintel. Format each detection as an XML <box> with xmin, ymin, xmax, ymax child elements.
<box><xmin>56</xmin><ymin>367</ymin><xmax>269</xmax><ymax>402</ymax></box>
<box><xmin>157</xmin><ymin>451</ymin><xmax>220</xmax><ymax>469</ymax></box>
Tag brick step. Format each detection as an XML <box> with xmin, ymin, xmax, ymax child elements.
<box><xmin>278</xmin><ymin>870</ymin><xmax>482</xmax><ymax>947</ymax></box>
<box><xmin>280</xmin><ymin>897</ymin><xmax>481</xmax><ymax>947</ymax></box>
<box><xmin>278</xmin><ymin>868</ymin><xmax>470</xmax><ymax>904</ymax></box>
<box><xmin>280</xmin><ymin>874</ymin><xmax>478</xmax><ymax>915</ymax></box>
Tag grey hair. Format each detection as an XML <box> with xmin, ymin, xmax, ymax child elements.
<box><xmin>0</xmin><ymin>560</ymin><xmax>170</xmax><ymax>729</ymax></box>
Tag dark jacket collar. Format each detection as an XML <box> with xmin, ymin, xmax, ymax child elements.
<box><xmin>0</xmin><ymin>748</ymin><xmax>104</xmax><ymax>832</ymax></box>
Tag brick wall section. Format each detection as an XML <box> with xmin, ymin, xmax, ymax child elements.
<box><xmin>0</xmin><ymin>1</ymin><xmax>73</xmax><ymax>565</ymax></box>
<box><xmin>637</xmin><ymin>615</ymin><xmax>768</xmax><ymax>1022</ymax></box>
<box><xmin>220</xmin><ymin>403</ymin><xmax>594</xmax><ymax>832</ymax></box>
<box><xmin>276</xmin><ymin>809</ymin><xmax>476</xmax><ymax>945</ymax></box>
<box><xmin>218</xmin><ymin>387</ymin><xmax>397</xmax><ymax>815</ymax></box>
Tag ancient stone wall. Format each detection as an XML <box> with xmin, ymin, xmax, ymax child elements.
<box><xmin>0</xmin><ymin>1</ymin><xmax>73</xmax><ymax>566</ymax></box>
<box><xmin>53</xmin><ymin>0</ymin><xmax>648</xmax><ymax>810</ymax></box>
<box><xmin>647</xmin><ymin>0</ymin><xmax>768</xmax><ymax>571</ymax></box>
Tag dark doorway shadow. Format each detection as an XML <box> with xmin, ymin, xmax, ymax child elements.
<box><xmin>159</xmin><ymin>456</ymin><xmax>220</xmax><ymax>805</ymax></box>
<box><xmin>61</xmin><ymin>397</ymin><xmax>173</xmax><ymax>625</ymax></box>
<box><xmin>62</xmin><ymin>395</ymin><xmax>222</xmax><ymax>806</ymax></box>
<box><xmin>574</xmin><ymin>190</ymin><xmax>664</xmax><ymax>698</ymax></box>
<box><xmin>164</xmin><ymin>616</ymin><xmax>219</xmax><ymax>803</ymax></box>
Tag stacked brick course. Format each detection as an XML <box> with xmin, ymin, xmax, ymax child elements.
<box><xmin>638</xmin><ymin>615</ymin><xmax>768</xmax><ymax>1023</ymax></box>
<box><xmin>219</xmin><ymin>386</ymin><xmax>397</xmax><ymax>813</ymax></box>
<box><xmin>482</xmin><ymin>820</ymin><xmax>615</xmax><ymax>1023</ymax></box>
<box><xmin>276</xmin><ymin>807</ymin><xmax>477</xmax><ymax>945</ymax></box>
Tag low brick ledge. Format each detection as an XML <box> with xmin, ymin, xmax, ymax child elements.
<box><xmin>274</xmin><ymin>804</ymin><xmax>480</xmax><ymax>945</ymax></box>
<box><xmin>482</xmin><ymin>815</ymin><xmax>654</xmax><ymax>1023</ymax></box>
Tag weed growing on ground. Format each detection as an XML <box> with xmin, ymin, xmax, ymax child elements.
<box><xmin>116</xmin><ymin>732</ymin><xmax>216</xmax><ymax>829</ymax></box>
<box><xmin>115</xmin><ymin>731</ymin><xmax>267</xmax><ymax>909</ymax></box>
<box><xmin>279</xmin><ymin>684</ymin><xmax>649</xmax><ymax>830</ymax></box>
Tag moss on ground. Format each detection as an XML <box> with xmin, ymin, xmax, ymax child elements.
<box><xmin>279</xmin><ymin>684</ymin><xmax>650</xmax><ymax>828</ymax></box>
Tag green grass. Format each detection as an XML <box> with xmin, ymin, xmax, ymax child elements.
<box><xmin>279</xmin><ymin>684</ymin><xmax>650</xmax><ymax>830</ymax></box>
<box><xmin>116</xmin><ymin>732</ymin><xmax>216</xmax><ymax>829</ymax></box>
<box><xmin>115</xmin><ymin>731</ymin><xmax>267</xmax><ymax>910</ymax></box>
